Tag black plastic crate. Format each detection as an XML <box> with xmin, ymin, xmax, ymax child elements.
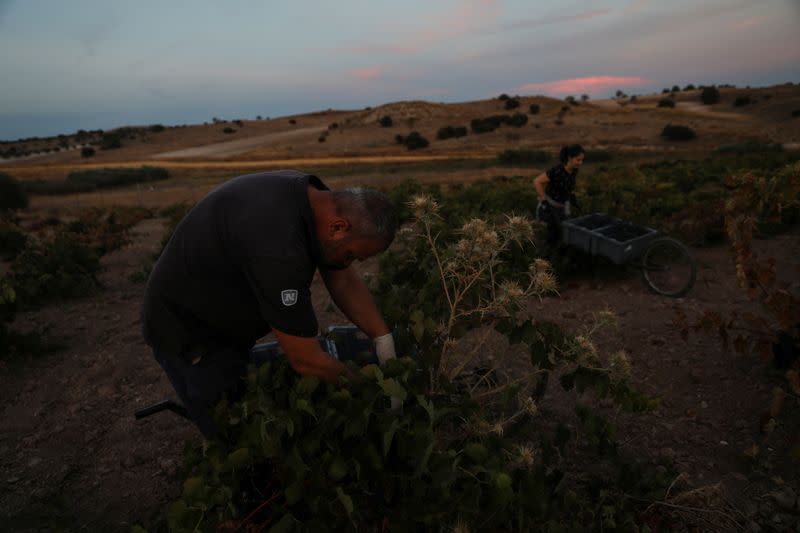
<box><xmin>561</xmin><ymin>213</ymin><xmax>618</xmax><ymax>253</ymax></box>
<box><xmin>592</xmin><ymin>222</ymin><xmax>658</xmax><ymax>264</ymax></box>
<box><xmin>249</xmin><ymin>325</ymin><xmax>378</xmax><ymax>366</ymax></box>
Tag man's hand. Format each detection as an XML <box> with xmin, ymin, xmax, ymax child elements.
<box><xmin>273</xmin><ymin>328</ymin><xmax>346</xmax><ymax>384</ymax></box>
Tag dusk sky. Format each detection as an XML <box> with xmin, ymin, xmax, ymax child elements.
<box><xmin>1</xmin><ymin>0</ymin><xmax>798</xmax><ymax>141</ymax></box>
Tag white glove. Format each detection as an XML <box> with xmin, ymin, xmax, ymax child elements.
<box><xmin>373</xmin><ymin>333</ymin><xmax>396</xmax><ymax>364</ymax></box>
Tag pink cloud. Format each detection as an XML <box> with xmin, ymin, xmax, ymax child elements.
<box><xmin>516</xmin><ymin>76</ymin><xmax>654</xmax><ymax>97</ymax></box>
<box><xmin>351</xmin><ymin>67</ymin><xmax>384</xmax><ymax>80</ymax></box>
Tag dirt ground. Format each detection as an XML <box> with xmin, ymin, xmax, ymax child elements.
<box><xmin>1</xmin><ymin>212</ymin><xmax>798</xmax><ymax>531</ymax></box>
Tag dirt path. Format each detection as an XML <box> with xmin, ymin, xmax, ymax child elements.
<box><xmin>0</xmin><ymin>219</ymin><xmax>798</xmax><ymax>531</ymax></box>
<box><xmin>149</xmin><ymin>127</ymin><xmax>324</xmax><ymax>160</ymax></box>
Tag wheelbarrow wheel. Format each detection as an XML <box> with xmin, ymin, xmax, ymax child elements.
<box><xmin>641</xmin><ymin>237</ymin><xmax>697</xmax><ymax>297</ymax></box>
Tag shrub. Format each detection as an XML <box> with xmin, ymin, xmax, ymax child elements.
<box><xmin>700</xmin><ymin>86</ymin><xmax>720</xmax><ymax>105</ymax></box>
<box><xmin>9</xmin><ymin>233</ymin><xmax>102</xmax><ymax>309</ymax></box>
<box><xmin>289</xmin><ymin>119</ymin><xmax>296</xmax><ymax>124</ymax></box>
<box><xmin>223</xmin><ymin>127</ymin><xmax>236</xmax><ymax>134</ymax></box>
<box><xmin>684</xmin><ymin>84</ymin><xmax>695</xmax><ymax>91</ymax></box>
<box><xmin>436</xmin><ymin>126</ymin><xmax>468</xmax><ymax>140</ymax></box>
<box><xmin>23</xmin><ymin>166</ymin><xmax>169</xmax><ymax>195</ymax></box>
<box><xmin>657</xmin><ymin>98</ymin><xmax>675</xmax><ymax>108</ymax></box>
<box><xmin>0</xmin><ymin>221</ymin><xmax>27</xmax><ymax>260</ymax></box>
<box><xmin>81</xmin><ymin>147</ymin><xmax>95</xmax><ymax>158</ymax></box>
<box><xmin>234</xmin><ymin>120</ymin><xmax>244</xmax><ymax>127</ymax></box>
<box><xmin>496</xmin><ymin>148</ymin><xmax>551</xmax><ymax>166</ymax></box>
<box><xmin>378</xmin><ymin>115</ymin><xmax>393</xmax><ymax>128</ymax></box>
<box><xmin>149</xmin><ymin>124</ymin><xmax>165</xmax><ymax>132</ymax></box>
<box><xmin>100</xmin><ymin>133</ymin><xmax>122</xmax><ymax>150</ymax></box>
<box><xmin>401</xmin><ymin>131</ymin><xmax>429</xmax><ymax>151</ymax></box>
<box><xmin>497</xmin><ymin>93</ymin><xmax>510</xmax><ymax>100</ymax></box>
<box><xmin>662</xmin><ymin>88</ymin><xmax>670</xmax><ymax>94</ymax></box>
<box><xmin>733</xmin><ymin>95</ymin><xmax>752</xmax><ymax>107</ymax></box>
<box><xmin>470</xmin><ymin>115</ymin><xmax>509</xmax><ymax>134</ymax></box>
<box><xmin>318</xmin><ymin>135</ymin><xmax>326</xmax><ymax>143</ymax></box>
<box><xmin>394</xmin><ymin>134</ymin><xmax>405</xmax><ymax>145</ymax></box>
<box><xmin>329</xmin><ymin>122</ymin><xmax>338</xmax><ymax>130</ymax></box>
<box><xmin>0</xmin><ymin>173</ymin><xmax>29</xmax><ymax>211</ymax></box>
<box><xmin>507</xmin><ymin>112</ymin><xmax>528</xmax><ymax>127</ymax></box>
<box><xmin>504</xmin><ymin>97</ymin><xmax>520</xmax><ymax>110</ymax></box>
<box><xmin>529</xmin><ymin>104</ymin><xmax>540</xmax><ymax>115</ymax></box>
<box><xmin>661</xmin><ymin>124</ymin><xmax>696</xmax><ymax>141</ymax></box>
<box><xmin>565</xmin><ymin>95</ymin><xmax>577</xmax><ymax>106</ymax></box>
<box><xmin>671</xmin><ymin>85</ymin><xmax>680</xmax><ymax>92</ymax></box>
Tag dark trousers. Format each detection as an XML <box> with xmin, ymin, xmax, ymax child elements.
<box><xmin>152</xmin><ymin>343</ymin><xmax>250</xmax><ymax>438</ymax></box>
<box><xmin>536</xmin><ymin>202</ymin><xmax>566</xmax><ymax>247</ymax></box>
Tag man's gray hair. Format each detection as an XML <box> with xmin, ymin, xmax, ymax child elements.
<box><xmin>331</xmin><ymin>188</ymin><xmax>398</xmax><ymax>245</ymax></box>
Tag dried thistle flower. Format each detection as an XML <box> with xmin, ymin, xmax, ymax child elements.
<box><xmin>532</xmin><ymin>269</ymin><xmax>558</xmax><ymax>294</ymax></box>
<box><xmin>517</xmin><ymin>444</ymin><xmax>536</xmax><ymax>468</ymax></box>
<box><xmin>595</xmin><ymin>309</ymin><xmax>619</xmax><ymax>329</ymax></box>
<box><xmin>409</xmin><ymin>194</ymin><xmax>440</xmax><ymax>220</ymax></box>
<box><xmin>460</xmin><ymin>218</ymin><xmax>488</xmax><ymax>239</ymax></box>
<box><xmin>574</xmin><ymin>335</ymin><xmax>598</xmax><ymax>363</ymax></box>
<box><xmin>610</xmin><ymin>350</ymin><xmax>632</xmax><ymax>381</ymax></box>
<box><xmin>504</xmin><ymin>214</ymin><xmax>534</xmax><ymax>245</ymax></box>
<box><xmin>520</xmin><ymin>395</ymin><xmax>539</xmax><ymax>416</ymax></box>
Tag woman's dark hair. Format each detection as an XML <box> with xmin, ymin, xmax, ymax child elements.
<box><xmin>559</xmin><ymin>144</ymin><xmax>585</xmax><ymax>164</ymax></box>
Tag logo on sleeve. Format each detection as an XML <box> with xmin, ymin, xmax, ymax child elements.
<box><xmin>281</xmin><ymin>289</ymin><xmax>298</xmax><ymax>306</ymax></box>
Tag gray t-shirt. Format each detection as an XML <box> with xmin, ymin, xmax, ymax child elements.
<box><xmin>142</xmin><ymin>170</ymin><xmax>328</xmax><ymax>355</ymax></box>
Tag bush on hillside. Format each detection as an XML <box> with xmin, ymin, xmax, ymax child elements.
<box><xmin>507</xmin><ymin>112</ymin><xmax>528</xmax><ymax>127</ymax></box>
<box><xmin>399</xmin><ymin>131</ymin><xmax>429</xmax><ymax>151</ymax></box>
<box><xmin>701</xmin><ymin>86</ymin><xmax>720</xmax><ymax>105</ymax></box>
<box><xmin>733</xmin><ymin>95</ymin><xmax>752</xmax><ymax>107</ymax></box>
<box><xmin>504</xmin><ymin>97</ymin><xmax>520</xmax><ymax>110</ymax></box>
<box><xmin>436</xmin><ymin>126</ymin><xmax>468</xmax><ymax>140</ymax></box>
<box><xmin>661</xmin><ymin>124</ymin><xmax>697</xmax><ymax>141</ymax></box>
<box><xmin>378</xmin><ymin>115</ymin><xmax>393</xmax><ymax>128</ymax></box>
<box><xmin>0</xmin><ymin>173</ymin><xmax>29</xmax><ymax>211</ymax></box>
<box><xmin>81</xmin><ymin>147</ymin><xmax>95</xmax><ymax>158</ymax></box>
<box><xmin>657</xmin><ymin>98</ymin><xmax>675</xmax><ymax>108</ymax></box>
<box><xmin>529</xmin><ymin>104</ymin><xmax>540</xmax><ymax>115</ymax></box>
<box><xmin>100</xmin><ymin>133</ymin><xmax>122</xmax><ymax>150</ymax></box>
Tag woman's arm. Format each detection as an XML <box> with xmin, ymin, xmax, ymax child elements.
<box><xmin>533</xmin><ymin>172</ymin><xmax>549</xmax><ymax>200</ymax></box>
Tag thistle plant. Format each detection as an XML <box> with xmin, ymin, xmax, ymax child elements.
<box><xmin>408</xmin><ymin>194</ymin><xmax>557</xmax><ymax>385</ymax></box>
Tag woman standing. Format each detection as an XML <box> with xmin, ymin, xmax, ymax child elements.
<box><xmin>534</xmin><ymin>144</ymin><xmax>585</xmax><ymax>247</ymax></box>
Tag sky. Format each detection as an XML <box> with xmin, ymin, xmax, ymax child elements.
<box><xmin>1</xmin><ymin>0</ymin><xmax>799</xmax><ymax>141</ymax></box>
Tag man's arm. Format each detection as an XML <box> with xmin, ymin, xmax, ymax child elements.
<box><xmin>273</xmin><ymin>327</ymin><xmax>351</xmax><ymax>383</ymax></box>
<box><xmin>320</xmin><ymin>265</ymin><xmax>390</xmax><ymax>339</ymax></box>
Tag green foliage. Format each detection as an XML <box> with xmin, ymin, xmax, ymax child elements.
<box><xmin>170</xmin><ymin>356</ymin><xmax>665</xmax><ymax>532</ymax></box>
<box><xmin>397</xmin><ymin>131</ymin><xmax>429</xmax><ymax>151</ymax></box>
<box><xmin>504</xmin><ymin>97</ymin><xmax>520</xmax><ymax>110</ymax></box>
<box><xmin>700</xmin><ymin>86</ymin><xmax>720</xmax><ymax>105</ymax></box>
<box><xmin>657</xmin><ymin>98</ymin><xmax>675</xmax><ymax>108</ymax></box>
<box><xmin>378</xmin><ymin>115</ymin><xmax>393</xmax><ymax>127</ymax></box>
<box><xmin>23</xmin><ymin>166</ymin><xmax>169</xmax><ymax>196</ymax></box>
<box><xmin>150</xmin><ymin>124</ymin><xmax>166</xmax><ymax>132</ymax></box>
<box><xmin>733</xmin><ymin>95</ymin><xmax>752</xmax><ymax>107</ymax></box>
<box><xmin>80</xmin><ymin>146</ymin><xmax>95</xmax><ymax>158</ymax></box>
<box><xmin>507</xmin><ymin>112</ymin><xmax>528</xmax><ymax>127</ymax></box>
<box><xmin>529</xmin><ymin>103</ymin><xmax>540</xmax><ymax>115</ymax></box>
<box><xmin>100</xmin><ymin>132</ymin><xmax>122</xmax><ymax>150</ymax></box>
<box><xmin>0</xmin><ymin>173</ymin><xmax>29</xmax><ymax>211</ymax></box>
<box><xmin>0</xmin><ymin>219</ymin><xmax>27</xmax><ymax>260</ymax></box>
<box><xmin>497</xmin><ymin>148</ymin><xmax>552</xmax><ymax>166</ymax></box>
<box><xmin>436</xmin><ymin>125</ymin><xmax>468</xmax><ymax>140</ymax></box>
<box><xmin>660</xmin><ymin>124</ymin><xmax>696</xmax><ymax>141</ymax></box>
<box><xmin>8</xmin><ymin>232</ymin><xmax>102</xmax><ymax>310</ymax></box>
<box><xmin>470</xmin><ymin>115</ymin><xmax>512</xmax><ymax>134</ymax></box>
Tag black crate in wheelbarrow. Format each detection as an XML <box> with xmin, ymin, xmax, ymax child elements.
<box><xmin>592</xmin><ymin>222</ymin><xmax>658</xmax><ymax>264</ymax></box>
<box><xmin>561</xmin><ymin>213</ymin><xmax>618</xmax><ymax>253</ymax></box>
